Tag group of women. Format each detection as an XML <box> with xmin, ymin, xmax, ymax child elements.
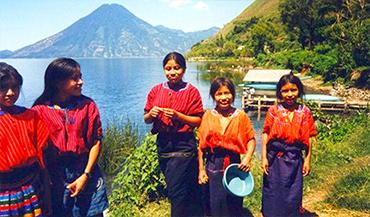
<box><xmin>0</xmin><ymin>51</ymin><xmax>316</xmax><ymax>217</ymax></box>
<box><xmin>144</xmin><ymin>52</ymin><xmax>316</xmax><ymax>217</ymax></box>
<box><xmin>0</xmin><ymin>59</ymin><xmax>108</xmax><ymax>217</ymax></box>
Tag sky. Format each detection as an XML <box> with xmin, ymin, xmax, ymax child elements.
<box><xmin>0</xmin><ymin>0</ymin><xmax>254</xmax><ymax>51</ymax></box>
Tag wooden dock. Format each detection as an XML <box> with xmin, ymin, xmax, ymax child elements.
<box><xmin>242</xmin><ymin>94</ymin><xmax>369</xmax><ymax>113</ymax></box>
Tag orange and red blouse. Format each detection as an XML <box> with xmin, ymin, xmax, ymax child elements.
<box><xmin>197</xmin><ymin>109</ymin><xmax>255</xmax><ymax>154</ymax></box>
<box><xmin>263</xmin><ymin>104</ymin><xmax>317</xmax><ymax>146</ymax></box>
<box><xmin>0</xmin><ymin>106</ymin><xmax>49</xmax><ymax>172</ymax></box>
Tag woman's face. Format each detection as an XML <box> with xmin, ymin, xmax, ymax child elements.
<box><xmin>214</xmin><ymin>85</ymin><xmax>233</xmax><ymax>110</ymax></box>
<box><xmin>280</xmin><ymin>82</ymin><xmax>299</xmax><ymax>107</ymax></box>
<box><xmin>0</xmin><ymin>79</ymin><xmax>20</xmax><ymax>107</ymax></box>
<box><xmin>164</xmin><ymin>59</ymin><xmax>185</xmax><ymax>85</ymax></box>
<box><xmin>57</xmin><ymin>66</ymin><xmax>83</xmax><ymax>100</ymax></box>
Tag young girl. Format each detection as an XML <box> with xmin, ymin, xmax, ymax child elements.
<box><xmin>0</xmin><ymin>62</ymin><xmax>51</xmax><ymax>216</ymax></box>
<box><xmin>144</xmin><ymin>52</ymin><xmax>204</xmax><ymax>216</ymax></box>
<box><xmin>261</xmin><ymin>74</ymin><xmax>317</xmax><ymax>217</ymax></box>
<box><xmin>198</xmin><ymin>77</ymin><xmax>256</xmax><ymax>216</ymax></box>
<box><xmin>32</xmin><ymin>58</ymin><xmax>108</xmax><ymax>217</ymax></box>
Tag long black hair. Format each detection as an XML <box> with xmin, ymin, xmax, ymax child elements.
<box><xmin>33</xmin><ymin>58</ymin><xmax>80</xmax><ymax>106</ymax></box>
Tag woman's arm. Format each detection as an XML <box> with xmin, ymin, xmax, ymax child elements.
<box><xmin>198</xmin><ymin>148</ymin><xmax>208</xmax><ymax>184</ymax></box>
<box><xmin>67</xmin><ymin>140</ymin><xmax>102</xmax><ymax>197</ymax></box>
<box><xmin>303</xmin><ymin>137</ymin><xmax>315</xmax><ymax>177</ymax></box>
<box><xmin>162</xmin><ymin>108</ymin><xmax>202</xmax><ymax>127</ymax></box>
<box><xmin>144</xmin><ymin>106</ymin><xmax>163</xmax><ymax>124</ymax></box>
<box><xmin>261</xmin><ymin>133</ymin><xmax>269</xmax><ymax>175</ymax></box>
<box><xmin>239</xmin><ymin>138</ymin><xmax>256</xmax><ymax>172</ymax></box>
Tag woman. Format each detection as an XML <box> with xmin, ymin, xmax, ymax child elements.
<box><xmin>144</xmin><ymin>52</ymin><xmax>204</xmax><ymax>216</ymax></box>
<box><xmin>261</xmin><ymin>74</ymin><xmax>317</xmax><ymax>217</ymax></box>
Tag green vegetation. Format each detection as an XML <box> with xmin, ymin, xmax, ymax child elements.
<box><xmin>195</xmin><ymin>61</ymin><xmax>247</xmax><ymax>84</ymax></box>
<box><xmin>188</xmin><ymin>0</ymin><xmax>370</xmax><ymax>88</ymax></box>
<box><xmin>108</xmin><ymin>133</ymin><xmax>166</xmax><ymax>216</ymax></box>
<box><xmin>99</xmin><ymin>119</ymin><xmax>140</xmax><ymax>176</ymax></box>
<box><xmin>104</xmin><ymin>109</ymin><xmax>370</xmax><ymax>216</ymax></box>
<box><xmin>305</xmin><ymin>110</ymin><xmax>370</xmax><ymax>213</ymax></box>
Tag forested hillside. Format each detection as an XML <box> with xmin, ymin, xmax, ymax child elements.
<box><xmin>188</xmin><ymin>0</ymin><xmax>370</xmax><ymax>88</ymax></box>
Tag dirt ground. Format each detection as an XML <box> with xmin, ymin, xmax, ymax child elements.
<box><xmin>301</xmin><ymin>77</ymin><xmax>370</xmax><ymax>104</ymax></box>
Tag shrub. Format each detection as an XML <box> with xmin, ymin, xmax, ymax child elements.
<box><xmin>109</xmin><ymin>133</ymin><xmax>166</xmax><ymax>216</ymax></box>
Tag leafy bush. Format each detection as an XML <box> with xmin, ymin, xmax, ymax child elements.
<box><xmin>109</xmin><ymin>133</ymin><xmax>166</xmax><ymax>216</ymax></box>
<box><xmin>99</xmin><ymin>119</ymin><xmax>140</xmax><ymax>176</ymax></box>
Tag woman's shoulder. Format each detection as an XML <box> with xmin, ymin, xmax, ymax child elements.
<box><xmin>186</xmin><ymin>83</ymin><xmax>200</xmax><ymax>92</ymax></box>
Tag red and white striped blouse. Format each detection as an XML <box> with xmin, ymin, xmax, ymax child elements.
<box><xmin>0</xmin><ymin>106</ymin><xmax>49</xmax><ymax>172</ymax></box>
<box><xmin>263</xmin><ymin>103</ymin><xmax>317</xmax><ymax>146</ymax></box>
<box><xmin>32</xmin><ymin>96</ymin><xmax>103</xmax><ymax>155</ymax></box>
<box><xmin>144</xmin><ymin>82</ymin><xmax>203</xmax><ymax>134</ymax></box>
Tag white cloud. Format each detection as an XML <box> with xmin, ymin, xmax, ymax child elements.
<box><xmin>193</xmin><ymin>1</ymin><xmax>209</xmax><ymax>11</ymax></box>
<box><xmin>169</xmin><ymin>0</ymin><xmax>191</xmax><ymax>9</ymax></box>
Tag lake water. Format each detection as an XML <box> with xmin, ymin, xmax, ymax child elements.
<box><xmin>0</xmin><ymin>58</ymin><xmax>264</xmax><ymax>149</ymax></box>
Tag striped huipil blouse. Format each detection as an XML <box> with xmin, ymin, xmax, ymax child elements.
<box><xmin>0</xmin><ymin>106</ymin><xmax>49</xmax><ymax>171</ymax></box>
<box><xmin>263</xmin><ymin>103</ymin><xmax>317</xmax><ymax>146</ymax></box>
<box><xmin>144</xmin><ymin>82</ymin><xmax>204</xmax><ymax>134</ymax></box>
<box><xmin>0</xmin><ymin>106</ymin><xmax>50</xmax><ymax>217</ymax></box>
<box><xmin>32</xmin><ymin>96</ymin><xmax>103</xmax><ymax>155</ymax></box>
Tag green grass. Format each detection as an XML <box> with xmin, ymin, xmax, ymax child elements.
<box><xmin>327</xmin><ymin>166</ymin><xmax>370</xmax><ymax>211</ymax></box>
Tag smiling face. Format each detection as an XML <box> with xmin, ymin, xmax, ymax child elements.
<box><xmin>214</xmin><ymin>85</ymin><xmax>234</xmax><ymax>111</ymax></box>
<box><xmin>0</xmin><ymin>78</ymin><xmax>20</xmax><ymax>108</ymax></box>
<box><xmin>56</xmin><ymin>66</ymin><xmax>83</xmax><ymax>101</ymax></box>
<box><xmin>280</xmin><ymin>82</ymin><xmax>299</xmax><ymax>107</ymax></box>
<box><xmin>164</xmin><ymin>59</ymin><xmax>185</xmax><ymax>85</ymax></box>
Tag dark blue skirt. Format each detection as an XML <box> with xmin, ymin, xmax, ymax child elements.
<box><xmin>47</xmin><ymin>154</ymin><xmax>109</xmax><ymax>217</ymax></box>
<box><xmin>157</xmin><ymin>132</ymin><xmax>203</xmax><ymax>217</ymax></box>
<box><xmin>204</xmin><ymin>148</ymin><xmax>244</xmax><ymax>217</ymax></box>
<box><xmin>262</xmin><ymin>140</ymin><xmax>305</xmax><ymax>217</ymax></box>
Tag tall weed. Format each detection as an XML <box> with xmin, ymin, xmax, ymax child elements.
<box><xmin>109</xmin><ymin>133</ymin><xmax>166</xmax><ymax>216</ymax></box>
<box><xmin>99</xmin><ymin>119</ymin><xmax>140</xmax><ymax>176</ymax></box>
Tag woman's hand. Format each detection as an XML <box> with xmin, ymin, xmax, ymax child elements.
<box><xmin>198</xmin><ymin>169</ymin><xmax>209</xmax><ymax>185</ymax></box>
<box><xmin>238</xmin><ymin>157</ymin><xmax>251</xmax><ymax>172</ymax></box>
<box><xmin>162</xmin><ymin>108</ymin><xmax>178</xmax><ymax>119</ymax></box>
<box><xmin>150</xmin><ymin>106</ymin><xmax>163</xmax><ymax>118</ymax></box>
<box><xmin>302</xmin><ymin>158</ymin><xmax>311</xmax><ymax>177</ymax></box>
<box><xmin>66</xmin><ymin>174</ymin><xmax>88</xmax><ymax>197</ymax></box>
<box><xmin>261</xmin><ymin>157</ymin><xmax>269</xmax><ymax>175</ymax></box>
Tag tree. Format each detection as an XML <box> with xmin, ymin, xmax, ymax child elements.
<box><xmin>280</xmin><ymin>0</ymin><xmax>325</xmax><ymax>50</ymax></box>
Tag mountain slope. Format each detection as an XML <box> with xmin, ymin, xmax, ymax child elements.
<box><xmin>9</xmin><ymin>4</ymin><xmax>219</xmax><ymax>58</ymax></box>
<box><xmin>206</xmin><ymin>0</ymin><xmax>279</xmax><ymax>43</ymax></box>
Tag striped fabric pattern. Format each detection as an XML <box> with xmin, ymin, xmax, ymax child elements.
<box><xmin>32</xmin><ymin>96</ymin><xmax>103</xmax><ymax>154</ymax></box>
<box><xmin>144</xmin><ymin>82</ymin><xmax>203</xmax><ymax>133</ymax></box>
<box><xmin>0</xmin><ymin>184</ymin><xmax>42</xmax><ymax>217</ymax></box>
<box><xmin>0</xmin><ymin>106</ymin><xmax>49</xmax><ymax>171</ymax></box>
<box><xmin>263</xmin><ymin>104</ymin><xmax>317</xmax><ymax>146</ymax></box>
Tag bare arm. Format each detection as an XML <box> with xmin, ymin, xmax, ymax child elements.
<box><xmin>67</xmin><ymin>140</ymin><xmax>102</xmax><ymax>197</ymax></box>
<box><xmin>239</xmin><ymin>138</ymin><xmax>256</xmax><ymax>172</ymax></box>
<box><xmin>198</xmin><ymin>148</ymin><xmax>209</xmax><ymax>184</ymax></box>
<box><xmin>303</xmin><ymin>137</ymin><xmax>315</xmax><ymax>177</ymax></box>
<box><xmin>162</xmin><ymin>108</ymin><xmax>202</xmax><ymax>127</ymax></box>
<box><xmin>261</xmin><ymin>133</ymin><xmax>269</xmax><ymax>175</ymax></box>
<box><xmin>144</xmin><ymin>106</ymin><xmax>163</xmax><ymax>124</ymax></box>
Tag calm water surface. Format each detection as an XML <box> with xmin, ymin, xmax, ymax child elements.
<box><xmin>1</xmin><ymin>58</ymin><xmax>264</xmax><ymax>149</ymax></box>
